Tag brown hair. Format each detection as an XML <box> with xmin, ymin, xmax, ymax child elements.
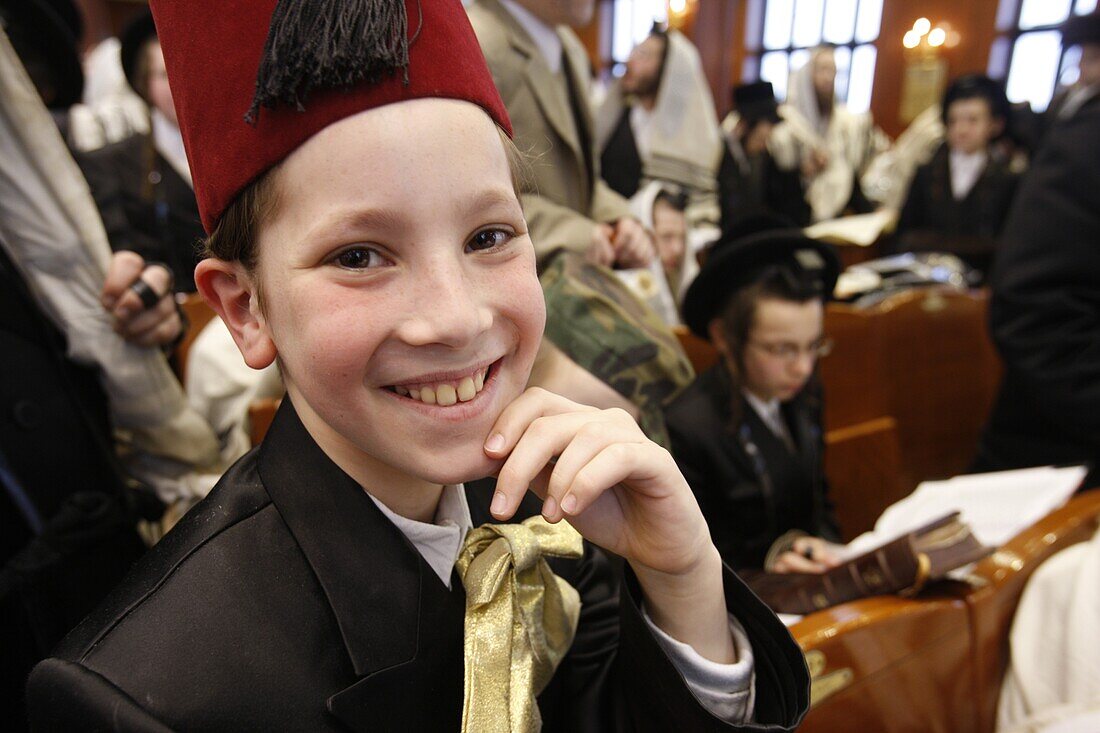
<box><xmin>203</xmin><ymin>125</ymin><xmax>530</xmax><ymax>272</ymax></box>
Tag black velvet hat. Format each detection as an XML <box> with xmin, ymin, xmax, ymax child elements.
<box><xmin>941</xmin><ymin>74</ymin><xmax>1010</xmax><ymax>124</ymax></box>
<box><xmin>0</xmin><ymin>0</ymin><xmax>84</xmax><ymax>108</ymax></box>
<box><xmin>1062</xmin><ymin>10</ymin><xmax>1100</xmax><ymax>47</ymax></box>
<box><xmin>682</xmin><ymin>224</ymin><xmax>840</xmax><ymax>339</ymax></box>
<box><xmin>119</xmin><ymin>9</ymin><xmax>157</xmax><ymax>99</ymax></box>
<box><xmin>732</xmin><ymin>81</ymin><xmax>781</xmax><ymax>124</ymax></box>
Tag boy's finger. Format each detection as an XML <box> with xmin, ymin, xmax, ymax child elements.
<box><xmin>545</xmin><ymin>421</ymin><xmax>646</xmax><ymax>519</ymax></box>
<box><xmin>101</xmin><ymin>251</ymin><xmax>146</xmax><ymax>308</ymax></box>
<box><xmin>483</xmin><ymin>387</ymin><xmax>595</xmax><ymax>460</ymax></box>
<box><xmin>490</xmin><ymin>410</ymin><xmax>604</xmax><ymax>520</ymax></box>
<box><xmin>556</xmin><ymin>442</ymin><xmax>646</xmax><ymax>521</ymax></box>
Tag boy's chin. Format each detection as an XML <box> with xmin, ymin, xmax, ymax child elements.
<box><xmin>412</xmin><ymin>451</ymin><xmax>504</xmax><ymax>488</ymax></box>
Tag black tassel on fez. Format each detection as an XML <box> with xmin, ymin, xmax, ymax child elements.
<box><xmin>245</xmin><ymin>0</ymin><xmax>422</xmax><ymax>124</ymax></box>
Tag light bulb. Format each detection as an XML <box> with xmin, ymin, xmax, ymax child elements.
<box><xmin>928</xmin><ymin>27</ymin><xmax>946</xmax><ymax>47</ymax></box>
<box><xmin>903</xmin><ymin>30</ymin><xmax>921</xmax><ymax>49</ymax></box>
<box><xmin>913</xmin><ymin>18</ymin><xmax>931</xmax><ymax>36</ymax></box>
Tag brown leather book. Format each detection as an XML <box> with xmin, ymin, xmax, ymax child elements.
<box><xmin>745</xmin><ymin>513</ymin><xmax>992</xmax><ymax>615</ymax></box>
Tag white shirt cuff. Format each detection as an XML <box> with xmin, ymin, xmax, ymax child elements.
<box><xmin>641</xmin><ymin>607</ymin><xmax>756</xmax><ymax>724</ymax></box>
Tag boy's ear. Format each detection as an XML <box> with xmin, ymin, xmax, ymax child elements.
<box><xmin>707</xmin><ymin>317</ymin><xmax>731</xmax><ymax>360</ymax></box>
<box><xmin>194</xmin><ymin>258</ymin><xmax>277</xmax><ymax>369</ymax></box>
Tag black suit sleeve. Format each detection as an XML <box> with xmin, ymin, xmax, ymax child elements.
<box><xmin>27</xmin><ymin>659</ymin><xmax>173</xmax><ymax>732</ymax></box>
<box><xmin>544</xmin><ymin>539</ymin><xmax>809</xmax><ymax>732</ymax></box>
<box><xmin>988</xmin><ymin>103</ymin><xmax>1100</xmax><ymax>440</ymax></box>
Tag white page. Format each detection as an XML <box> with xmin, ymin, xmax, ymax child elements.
<box><xmin>841</xmin><ymin>465</ymin><xmax>1087</xmax><ymax>560</ymax></box>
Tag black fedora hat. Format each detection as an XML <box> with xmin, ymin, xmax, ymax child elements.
<box><xmin>732</xmin><ymin>81</ymin><xmax>781</xmax><ymax>124</ymax></box>
<box><xmin>0</xmin><ymin>0</ymin><xmax>84</xmax><ymax>108</ymax></box>
<box><xmin>119</xmin><ymin>9</ymin><xmax>157</xmax><ymax>99</ymax></box>
<box><xmin>1062</xmin><ymin>10</ymin><xmax>1100</xmax><ymax>48</ymax></box>
<box><xmin>941</xmin><ymin>74</ymin><xmax>1011</xmax><ymax>123</ymax></box>
<box><xmin>682</xmin><ymin>226</ymin><xmax>840</xmax><ymax>339</ymax></box>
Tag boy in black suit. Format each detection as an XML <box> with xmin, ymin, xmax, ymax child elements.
<box><xmin>27</xmin><ymin>1</ymin><xmax>809</xmax><ymax>729</ymax></box>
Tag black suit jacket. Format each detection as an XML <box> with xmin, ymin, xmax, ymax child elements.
<box><xmin>975</xmin><ymin>94</ymin><xmax>1100</xmax><ymax>486</ymax></box>
<box><xmin>77</xmin><ymin>133</ymin><xmax>204</xmax><ymax>293</ymax></box>
<box><xmin>27</xmin><ymin>399</ymin><xmax>809</xmax><ymax>731</ymax></box>
<box><xmin>717</xmin><ymin>143</ymin><xmax>810</xmax><ymax>230</ymax></box>
<box><xmin>893</xmin><ymin>143</ymin><xmax>1019</xmax><ymax>276</ymax></box>
<box><xmin>665</xmin><ymin>366</ymin><xmax>839</xmax><ymax>571</ymax></box>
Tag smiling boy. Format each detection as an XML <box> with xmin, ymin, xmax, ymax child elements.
<box><xmin>26</xmin><ymin>2</ymin><xmax>808</xmax><ymax>730</ymax></box>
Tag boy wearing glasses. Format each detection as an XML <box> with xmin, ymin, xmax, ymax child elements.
<box><xmin>666</xmin><ymin>223</ymin><xmax>843</xmax><ymax>574</ymax></box>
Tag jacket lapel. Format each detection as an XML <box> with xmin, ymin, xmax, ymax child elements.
<box><xmin>256</xmin><ymin>400</ymin><xmax>465</xmax><ymax>729</ymax></box>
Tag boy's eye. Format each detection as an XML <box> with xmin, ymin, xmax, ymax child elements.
<box><xmin>467</xmin><ymin>228</ymin><xmax>512</xmax><ymax>252</ymax></box>
<box><xmin>334</xmin><ymin>247</ymin><xmax>387</xmax><ymax>269</ymax></box>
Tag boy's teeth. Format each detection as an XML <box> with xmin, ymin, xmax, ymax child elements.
<box><xmin>396</xmin><ymin>365</ymin><xmax>492</xmax><ymax>405</ymax></box>
<box><xmin>436</xmin><ymin>384</ymin><xmax>457</xmax><ymax>406</ymax></box>
<box><xmin>457</xmin><ymin>377</ymin><xmax>476</xmax><ymax>402</ymax></box>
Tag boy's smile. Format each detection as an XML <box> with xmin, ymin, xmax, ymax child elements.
<box><xmin>211</xmin><ymin>99</ymin><xmax>546</xmax><ymax>506</ymax></box>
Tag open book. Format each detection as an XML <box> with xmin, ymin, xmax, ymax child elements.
<box><xmin>747</xmin><ymin>513</ymin><xmax>991</xmax><ymax>615</ymax></box>
<box><xmin>756</xmin><ymin>465</ymin><xmax>1087</xmax><ymax>618</ymax></box>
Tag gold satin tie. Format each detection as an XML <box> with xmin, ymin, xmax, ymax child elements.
<box><xmin>455</xmin><ymin>516</ymin><xmax>584</xmax><ymax>733</ymax></box>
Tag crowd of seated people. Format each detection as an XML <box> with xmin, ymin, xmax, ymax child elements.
<box><xmin>2</xmin><ymin>0</ymin><xmax>1099</xmax><ymax>729</ymax></box>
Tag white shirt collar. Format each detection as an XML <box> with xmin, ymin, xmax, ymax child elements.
<box><xmin>365</xmin><ymin>484</ymin><xmax>474</xmax><ymax>589</ymax></box>
<box><xmin>1060</xmin><ymin>83</ymin><xmax>1100</xmax><ymax>120</ymax></box>
<box><xmin>948</xmin><ymin>148</ymin><xmax>987</xmax><ymax>201</ymax></box>
<box><xmin>742</xmin><ymin>389</ymin><xmax>782</xmax><ymax>430</ymax></box>
<box><xmin>500</xmin><ymin>0</ymin><xmax>562</xmax><ymax>73</ymax></box>
<box><xmin>151</xmin><ymin>109</ymin><xmax>192</xmax><ymax>188</ymax></box>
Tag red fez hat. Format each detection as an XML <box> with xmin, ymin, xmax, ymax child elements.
<box><xmin>148</xmin><ymin>0</ymin><xmax>512</xmax><ymax>233</ymax></box>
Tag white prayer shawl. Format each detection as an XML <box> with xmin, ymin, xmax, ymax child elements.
<box><xmin>770</xmin><ymin>47</ymin><xmax>889</xmax><ymax>222</ymax></box>
<box><xmin>861</xmin><ymin>104</ymin><xmax>944</xmax><ymax>210</ymax></box>
<box><xmin>996</xmin><ymin>526</ymin><xmax>1100</xmax><ymax>732</ymax></box>
<box><xmin>0</xmin><ymin>28</ymin><xmax>220</xmax><ymax>501</ymax></box>
<box><xmin>595</xmin><ymin>30</ymin><xmax>724</xmax><ymax>196</ymax></box>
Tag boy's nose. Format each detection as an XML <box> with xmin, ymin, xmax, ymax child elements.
<box><xmin>398</xmin><ymin>270</ymin><xmax>493</xmax><ymax>348</ymax></box>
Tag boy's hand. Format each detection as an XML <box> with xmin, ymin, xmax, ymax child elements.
<box><xmin>485</xmin><ymin>388</ymin><xmax>736</xmax><ymax>663</ymax></box>
<box><xmin>101</xmin><ymin>251</ymin><xmax>182</xmax><ymax>347</ymax></box>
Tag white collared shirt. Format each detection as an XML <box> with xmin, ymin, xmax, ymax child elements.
<box><xmin>743</xmin><ymin>389</ymin><xmax>795</xmax><ymax>450</ymax></box>
<box><xmin>151</xmin><ymin>109</ymin><xmax>192</xmax><ymax>188</ymax></box>
<box><xmin>948</xmin><ymin>148</ymin><xmax>987</xmax><ymax>201</ymax></box>
<box><xmin>499</xmin><ymin>0</ymin><xmax>562</xmax><ymax>73</ymax></box>
<box><xmin>366</xmin><ymin>482</ymin><xmax>756</xmax><ymax>723</ymax></box>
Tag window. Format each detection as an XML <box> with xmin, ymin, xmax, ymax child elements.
<box><xmin>990</xmin><ymin>0</ymin><xmax>1095</xmax><ymax>111</ymax></box>
<box><xmin>747</xmin><ymin>0</ymin><xmax>883</xmax><ymax>113</ymax></box>
<box><xmin>609</xmin><ymin>0</ymin><xmax>668</xmax><ymax>75</ymax></box>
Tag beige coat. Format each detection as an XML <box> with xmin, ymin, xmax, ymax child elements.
<box><xmin>468</xmin><ymin>0</ymin><xmax>631</xmax><ymax>263</ymax></box>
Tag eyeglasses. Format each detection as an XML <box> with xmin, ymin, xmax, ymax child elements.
<box><xmin>747</xmin><ymin>337</ymin><xmax>834</xmax><ymax>363</ymax></box>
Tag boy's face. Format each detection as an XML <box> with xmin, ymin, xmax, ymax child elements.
<box><xmin>738</xmin><ymin>297</ymin><xmax>824</xmax><ymax>403</ymax></box>
<box><xmin>144</xmin><ymin>41</ymin><xmax>177</xmax><ymax>126</ymax></box>
<box><xmin>946</xmin><ymin>97</ymin><xmax>999</xmax><ymax>155</ymax></box>
<box><xmin>651</xmin><ymin>199</ymin><xmax>686</xmax><ymax>273</ymax></box>
<box><xmin>251</xmin><ymin>99</ymin><xmax>545</xmax><ymax>488</ymax></box>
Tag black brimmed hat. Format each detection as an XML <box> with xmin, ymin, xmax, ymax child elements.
<box><xmin>1062</xmin><ymin>10</ymin><xmax>1100</xmax><ymax>48</ymax></box>
<box><xmin>941</xmin><ymin>74</ymin><xmax>1010</xmax><ymax>123</ymax></box>
<box><xmin>119</xmin><ymin>9</ymin><xmax>157</xmax><ymax>99</ymax></box>
<box><xmin>732</xmin><ymin>81</ymin><xmax>781</xmax><ymax>124</ymax></box>
<box><xmin>682</xmin><ymin>225</ymin><xmax>840</xmax><ymax>339</ymax></box>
